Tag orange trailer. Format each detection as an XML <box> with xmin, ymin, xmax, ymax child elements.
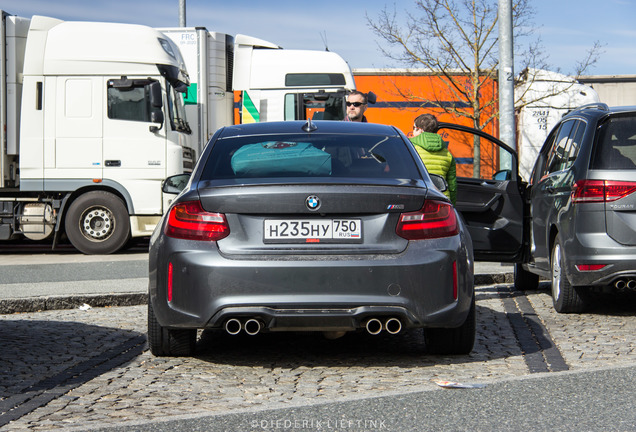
<box><xmin>353</xmin><ymin>69</ymin><xmax>501</xmax><ymax>178</ymax></box>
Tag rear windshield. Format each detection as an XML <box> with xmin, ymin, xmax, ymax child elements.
<box><xmin>591</xmin><ymin>114</ymin><xmax>636</xmax><ymax>170</ymax></box>
<box><xmin>200</xmin><ymin>133</ymin><xmax>421</xmax><ymax>182</ymax></box>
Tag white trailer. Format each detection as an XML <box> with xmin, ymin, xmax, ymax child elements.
<box><xmin>515</xmin><ymin>69</ymin><xmax>600</xmax><ymax>181</ymax></box>
<box><xmin>0</xmin><ymin>11</ymin><xmax>195</xmax><ymax>254</ymax></box>
<box><xmin>159</xmin><ymin>28</ymin><xmax>356</xmax><ymax>153</ymax></box>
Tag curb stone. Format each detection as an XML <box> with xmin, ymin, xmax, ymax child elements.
<box><xmin>0</xmin><ymin>293</ymin><xmax>148</xmax><ymax>314</ymax></box>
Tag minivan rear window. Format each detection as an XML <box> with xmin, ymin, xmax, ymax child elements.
<box><xmin>591</xmin><ymin>115</ymin><xmax>636</xmax><ymax>170</ymax></box>
<box><xmin>201</xmin><ymin>134</ymin><xmax>421</xmax><ymax>182</ymax></box>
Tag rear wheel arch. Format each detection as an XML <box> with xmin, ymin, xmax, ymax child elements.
<box><xmin>423</xmin><ymin>295</ymin><xmax>476</xmax><ymax>355</ymax></box>
<box><xmin>148</xmin><ymin>299</ymin><xmax>196</xmax><ymax>356</ymax></box>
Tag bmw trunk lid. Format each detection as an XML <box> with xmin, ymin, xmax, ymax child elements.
<box><xmin>197</xmin><ymin>184</ymin><xmax>429</xmax><ymax>255</ymax></box>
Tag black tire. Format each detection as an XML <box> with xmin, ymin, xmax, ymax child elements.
<box><xmin>514</xmin><ymin>263</ymin><xmax>540</xmax><ymax>291</ymax></box>
<box><xmin>423</xmin><ymin>296</ymin><xmax>476</xmax><ymax>355</ymax></box>
<box><xmin>551</xmin><ymin>236</ymin><xmax>586</xmax><ymax>313</ymax></box>
<box><xmin>65</xmin><ymin>191</ymin><xmax>130</xmax><ymax>255</ymax></box>
<box><xmin>148</xmin><ymin>299</ymin><xmax>196</xmax><ymax>357</ymax></box>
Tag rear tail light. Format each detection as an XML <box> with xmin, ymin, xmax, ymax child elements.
<box><xmin>165</xmin><ymin>200</ymin><xmax>230</xmax><ymax>241</ymax></box>
<box><xmin>572</xmin><ymin>180</ymin><xmax>636</xmax><ymax>203</ymax></box>
<box><xmin>396</xmin><ymin>200</ymin><xmax>459</xmax><ymax>240</ymax></box>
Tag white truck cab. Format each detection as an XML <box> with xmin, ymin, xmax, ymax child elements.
<box><xmin>159</xmin><ymin>28</ymin><xmax>356</xmax><ymax>154</ymax></box>
<box><xmin>0</xmin><ymin>12</ymin><xmax>195</xmax><ymax>254</ymax></box>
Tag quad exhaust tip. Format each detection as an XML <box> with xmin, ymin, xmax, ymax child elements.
<box><xmin>244</xmin><ymin>319</ymin><xmax>263</xmax><ymax>336</ymax></box>
<box><xmin>365</xmin><ymin>318</ymin><xmax>383</xmax><ymax>335</ymax></box>
<box><xmin>365</xmin><ymin>317</ymin><xmax>402</xmax><ymax>335</ymax></box>
<box><xmin>224</xmin><ymin>318</ymin><xmax>263</xmax><ymax>335</ymax></box>
<box><xmin>226</xmin><ymin>317</ymin><xmax>402</xmax><ymax>336</ymax></box>
<box><xmin>385</xmin><ymin>317</ymin><xmax>402</xmax><ymax>334</ymax></box>
<box><xmin>224</xmin><ymin>318</ymin><xmax>242</xmax><ymax>335</ymax></box>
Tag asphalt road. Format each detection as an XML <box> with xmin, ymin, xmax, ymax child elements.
<box><xmin>83</xmin><ymin>364</ymin><xmax>636</xmax><ymax>432</ymax></box>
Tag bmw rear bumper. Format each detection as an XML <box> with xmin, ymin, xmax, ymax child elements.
<box><xmin>149</xmin><ymin>234</ymin><xmax>474</xmax><ymax>332</ymax></box>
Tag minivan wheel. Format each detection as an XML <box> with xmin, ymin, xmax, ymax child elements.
<box><xmin>514</xmin><ymin>263</ymin><xmax>539</xmax><ymax>290</ymax></box>
<box><xmin>551</xmin><ymin>236</ymin><xmax>586</xmax><ymax>313</ymax></box>
<box><xmin>148</xmin><ymin>300</ymin><xmax>196</xmax><ymax>356</ymax></box>
<box><xmin>423</xmin><ymin>296</ymin><xmax>475</xmax><ymax>355</ymax></box>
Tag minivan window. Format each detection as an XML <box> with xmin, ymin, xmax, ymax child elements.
<box><xmin>545</xmin><ymin>120</ymin><xmax>576</xmax><ymax>174</ymax></box>
<box><xmin>591</xmin><ymin>115</ymin><xmax>636</xmax><ymax>170</ymax></box>
<box><xmin>201</xmin><ymin>134</ymin><xmax>421</xmax><ymax>182</ymax></box>
<box><xmin>562</xmin><ymin>120</ymin><xmax>586</xmax><ymax>170</ymax></box>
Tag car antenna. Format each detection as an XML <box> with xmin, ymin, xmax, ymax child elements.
<box><xmin>302</xmin><ymin>118</ymin><xmax>318</xmax><ymax>132</ymax></box>
<box><xmin>320</xmin><ymin>31</ymin><xmax>329</xmax><ymax>51</ymax></box>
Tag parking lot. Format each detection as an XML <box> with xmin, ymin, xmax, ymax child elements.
<box><xmin>2</xmin><ymin>281</ymin><xmax>635</xmax><ymax>431</ymax></box>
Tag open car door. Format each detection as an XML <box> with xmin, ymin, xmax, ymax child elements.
<box><xmin>437</xmin><ymin>123</ymin><xmax>526</xmax><ymax>262</ymax></box>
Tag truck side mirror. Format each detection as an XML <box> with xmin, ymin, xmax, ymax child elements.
<box><xmin>149</xmin><ymin>110</ymin><xmax>164</xmax><ymax>133</ymax></box>
<box><xmin>149</xmin><ymin>81</ymin><xmax>164</xmax><ymax>132</ymax></box>
<box><xmin>149</xmin><ymin>81</ymin><xmax>162</xmax><ymax>108</ymax></box>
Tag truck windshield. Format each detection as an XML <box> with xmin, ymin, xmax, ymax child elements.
<box><xmin>284</xmin><ymin>92</ymin><xmax>346</xmax><ymax>121</ymax></box>
<box><xmin>167</xmin><ymin>83</ymin><xmax>191</xmax><ymax>134</ymax></box>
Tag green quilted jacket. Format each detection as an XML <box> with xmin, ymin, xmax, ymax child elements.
<box><xmin>410</xmin><ymin>132</ymin><xmax>457</xmax><ymax>205</ymax></box>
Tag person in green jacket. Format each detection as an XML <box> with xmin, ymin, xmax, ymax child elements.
<box><xmin>410</xmin><ymin>114</ymin><xmax>457</xmax><ymax>205</ymax></box>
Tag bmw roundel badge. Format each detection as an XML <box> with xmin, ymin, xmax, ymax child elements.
<box><xmin>306</xmin><ymin>195</ymin><xmax>321</xmax><ymax>211</ymax></box>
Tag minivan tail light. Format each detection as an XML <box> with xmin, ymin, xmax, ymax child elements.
<box><xmin>572</xmin><ymin>180</ymin><xmax>636</xmax><ymax>203</ymax></box>
<box><xmin>165</xmin><ymin>200</ymin><xmax>230</xmax><ymax>241</ymax></box>
<box><xmin>396</xmin><ymin>200</ymin><xmax>459</xmax><ymax>240</ymax></box>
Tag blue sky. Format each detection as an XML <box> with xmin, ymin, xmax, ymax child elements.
<box><xmin>4</xmin><ymin>0</ymin><xmax>635</xmax><ymax>76</ymax></box>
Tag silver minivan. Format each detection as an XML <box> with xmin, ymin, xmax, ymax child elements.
<box><xmin>508</xmin><ymin>104</ymin><xmax>636</xmax><ymax>312</ymax></box>
<box><xmin>438</xmin><ymin>104</ymin><xmax>636</xmax><ymax>313</ymax></box>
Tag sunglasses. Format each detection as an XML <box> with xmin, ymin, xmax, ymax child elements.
<box><xmin>346</xmin><ymin>102</ymin><xmax>366</xmax><ymax>107</ymax></box>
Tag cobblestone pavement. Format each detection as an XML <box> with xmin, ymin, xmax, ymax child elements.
<box><xmin>1</xmin><ymin>285</ymin><xmax>635</xmax><ymax>431</ymax></box>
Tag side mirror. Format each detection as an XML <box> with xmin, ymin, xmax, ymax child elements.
<box><xmin>430</xmin><ymin>174</ymin><xmax>448</xmax><ymax>192</ymax></box>
<box><xmin>149</xmin><ymin>81</ymin><xmax>164</xmax><ymax>132</ymax></box>
<box><xmin>149</xmin><ymin>81</ymin><xmax>163</xmax><ymax>108</ymax></box>
<box><xmin>149</xmin><ymin>110</ymin><xmax>164</xmax><ymax>133</ymax></box>
<box><xmin>493</xmin><ymin>170</ymin><xmax>512</xmax><ymax>181</ymax></box>
<box><xmin>162</xmin><ymin>173</ymin><xmax>191</xmax><ymax>194</ymax></box>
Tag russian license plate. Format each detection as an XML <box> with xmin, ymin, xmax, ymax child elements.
<box><xmin>264</xmin><ymin>219</ymin><xmax>362</xmax><ymax>243</ymax></box>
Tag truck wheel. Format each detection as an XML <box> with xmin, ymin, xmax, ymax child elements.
<box><xmin>514</xmin><ymin>263</ymin><xmax>539</xmax><ymax>290</ymax></box>
<box><xmin>65</xmin><ymin>191</ymin><xmax>130</xmax><ymax>255</ymax></box>
<box><xmin>551</xmin><ymin>236</ymin><xmax>586</xmax><ymax>313</ymax></box>
<box><xmin>148</xmin><ymin>299</ymin><xmax>196</xmax><ymax>357</ymax></box>
<box><xmin>423</xmin><ymin>296</ymin><xmax>475</xmax><ymax>355</ymax></box>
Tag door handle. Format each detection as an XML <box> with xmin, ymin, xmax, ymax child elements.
<box><xmin>105</xmin><ymin>160</ymin><xmax>121</xmax><ymax>167</ymax></box>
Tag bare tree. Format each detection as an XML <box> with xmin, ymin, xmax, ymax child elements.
<box><xmin>368</xmin><ymin>0</ymin><xmax>602</xmax><ymax>177</ymax></box>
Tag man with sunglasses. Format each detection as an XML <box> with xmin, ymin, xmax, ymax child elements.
<box><xmin>344</xmin><ymin>91</ymin><xmax>369</xmax><ymax>122</ymax></box>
